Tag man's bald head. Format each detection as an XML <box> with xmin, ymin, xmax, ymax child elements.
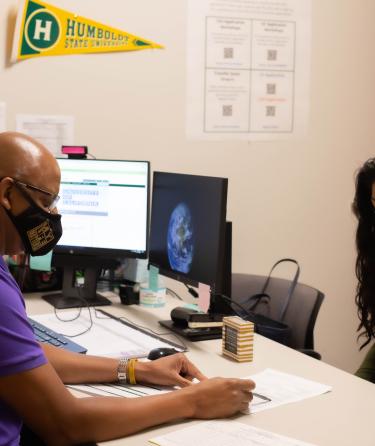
<box><xmin>0</xmin><ymin>132</ymin><xmax>61</xmax><ymax>254</ymax></box>
<box><xmin>0</xmin><ymin>132</ymin><xmax>60</xmax><ymax>186</ymax></box>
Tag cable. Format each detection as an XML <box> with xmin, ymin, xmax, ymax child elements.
<box><xmin>184</xmin><ymin>283</ymin><xmax>198</xmax><ymax>298</ymax></box>
<box><xmin>243</xmin><ymin>293</ymin><xmax>271</xmax><ymax>312</ymax></box>
<box><xmin>53</xmin><ymin>285</ymin><xmax>94</xmax><ymax>338</ymax></box>
<box><xmin>166</xmin><ymin>288</ymin><xmax>183</xmax><ymax>301</ymax></box>
<box><xmin>216</xmin><ymin>294</ymin><xmax>253</xmax><ymax>320</ymax></box>
<box><xmin>218</xmin><ymin>294</ymin><xmax>289</xmax><ymax>338</ymax></box>
<box><xmin>19</xmin><ymin>255</ymin><xmax>29</xmax><ymax>292</ymax></box>
<box><xmin>10</xmin><ymin>254</ymin><xmax>29</xmax><ymax>292</ymax></box>
<box><xmin>50</xmin><ymin>285</ymin><xmax>187</xmax><ymax>348</ymax></box>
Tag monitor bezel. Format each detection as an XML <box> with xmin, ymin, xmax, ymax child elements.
<box><xmin>54</xmin><ymin>158</ymin><xmax>150</xmax><ymax>260</ymax></box>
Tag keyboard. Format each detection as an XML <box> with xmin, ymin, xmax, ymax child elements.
<box><xmin>28</xmin><ymin>317</ymin><xmax>87</xmax><ymax>354</ymax></box>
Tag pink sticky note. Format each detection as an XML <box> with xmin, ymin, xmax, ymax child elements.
<box><xmin>198</xmin><ymin>282</ymin><xmax>211</xmax><ymax>312</ymax></box>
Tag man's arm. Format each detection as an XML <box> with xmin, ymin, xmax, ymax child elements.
<box><xmin>0</xmin><ymin>362</ymin><xmax>191</xmax><ymax>445</ymax></box>
<box><xmin>41</xmin><ymin>345</ymin><xmax>208</xmax><ymax>387</ymax></box>
<box><xmin>0</xmin><ymin>359</ymin><xmax>254</xmax><ymax>445</ymax></box>
<box><xmin>41</xmin><ymin>343</ymin><xmax>119</xmax><ymax>383</ymax></box>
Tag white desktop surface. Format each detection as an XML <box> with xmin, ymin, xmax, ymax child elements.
<box><xmin>25</xmin><ymin>292</ymin><xmax>374</xmax><ymax>446</ymax></box>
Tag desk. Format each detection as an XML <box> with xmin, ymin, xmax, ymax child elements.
<box><xmin>25</xmin><ymin>292</ymin><xmax>374</xmax><ymax>446</ymax></box>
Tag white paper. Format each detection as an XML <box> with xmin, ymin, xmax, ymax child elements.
<box><xmin>70</xmin><ymin>368</ymin><xmax>330</xmax><ymax>415</ymax></box>
<box><xmin>31</xmin><ymin>310</ymin><xmax>184</xmax><ymax>357</ymax></box>
<box><xmin>16</xmin><ymin>114</ymin><xmax>74</xmax><ymax>156</ymax></box>
<box><xmin>68</xmin><ymin>383</ymin><xmax>170</xmax><ymax>398</ymax></box>
<box><xmin>149</xmin><ymin>420</ymin><xmax>316</xmax><ymax>446</ymax></box>
<box><xmin>187</xmin><ymin>0</ymin><xmax>311</xmax><ymax>140</ymax></box>
<box><xmin>0</xmin><ymin>103</ymin><xmax>6</xmax><ymax>132</ymax></box>
<box><xmin>247</xmin><ymin>368</ymin><xmax>332</xmax><ymax>413</ymax></box>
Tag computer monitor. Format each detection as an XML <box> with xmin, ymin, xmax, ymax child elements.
<box><xmin>43</xmin><ymin>158</ymin><xmax>150</xmax><ymax>309</ymax></box>
<box><xmin>149</xmin><ymin>171</ymin><xmax>232</xmax><ymax>313</ymax></box>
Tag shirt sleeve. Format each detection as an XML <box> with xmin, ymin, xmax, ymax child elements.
<box><xmin>0</xmin><ymin>277</ymin><xmax>47</xmax><ymax>377</ymax></box>
<box><xmin>355</xmin><ymin>343</ymin><xmax>375</xmax><ymax>384</ymax></box>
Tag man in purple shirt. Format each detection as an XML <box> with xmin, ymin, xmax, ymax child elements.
<box><xmin>0</xmin><ymin>255</ymin><xmax>47</xmax><ymax>444</ymax></box>
<box><xmin>0</xmin><ymin>132</ymin><xmax>254</xmax><ymax>445</ymax></box>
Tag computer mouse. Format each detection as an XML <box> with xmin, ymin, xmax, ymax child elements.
<box><xmin>147</xmin><ymin>347</ymin><xmax>179</xmax><ymax>361</ymax></box>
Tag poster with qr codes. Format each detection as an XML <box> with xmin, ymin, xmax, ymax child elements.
<box><xmin>187</xmin><ymin>0</ymin><xmax>311</xmax><ymax>140</ymax></box>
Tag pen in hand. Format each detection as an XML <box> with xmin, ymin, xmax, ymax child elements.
<box><xmin>252</xmin><ymin>392</ymin><xmax>271</xmax><ymax>402</ymax></box>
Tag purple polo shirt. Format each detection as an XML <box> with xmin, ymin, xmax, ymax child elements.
<box><xmin>0</xmin><ymin>257</ymin><xmax>47</xmax><ymax>446</ymax></box>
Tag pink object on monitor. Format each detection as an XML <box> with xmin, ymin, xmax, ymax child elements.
<box><xmin>61</xmin><ymin>145</ymin><xmax>87</xmax><ymax>155</ymax></box>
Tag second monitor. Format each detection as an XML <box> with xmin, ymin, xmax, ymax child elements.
<box><xmin>149</xmin><ymin>171</ymin><xmax>232</xmax><ymax>312</ymax></box>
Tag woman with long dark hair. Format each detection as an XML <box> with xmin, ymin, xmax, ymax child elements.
<box><xmin>353</xmin><ymin>157</ymin><xmax>375</xmax><ymax>382</ymax></box>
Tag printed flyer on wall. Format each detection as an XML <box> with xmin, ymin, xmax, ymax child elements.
<box><xmin>187</xmin><ymin>0</ymin><xmax>311</xmax><ymax>141</ymax></box>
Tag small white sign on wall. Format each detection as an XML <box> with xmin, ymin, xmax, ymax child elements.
<box><xmin>16</xmin><ymin>114</ymin><xmax>75</xmax><ymax>157</ymax></box>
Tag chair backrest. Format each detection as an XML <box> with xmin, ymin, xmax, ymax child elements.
<box><xmin>231</xmin><ymin>273</ymin><xmax>325</xmax><ymax>350</ymax></box>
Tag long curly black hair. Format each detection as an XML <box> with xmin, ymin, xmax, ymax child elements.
<box><xmin>352</xmin><ymin>158</ymin><xmax>375</xmax><ymax>349</ymax></box>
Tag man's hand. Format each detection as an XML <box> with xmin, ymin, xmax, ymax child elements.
<box><xmin>182</xmin><ymin>377</ymin><xmax>255</xmax><ymax>419</ymax></box>
<box><xmin>135</xmin><ymin>353</ymin><xmax>207</xmax><ymax>387</ymax></box>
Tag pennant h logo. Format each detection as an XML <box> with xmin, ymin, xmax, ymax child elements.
<box><xmin>24</xmin><ymin>8</ymin><xmax>60</xmax><ymax>51</ymax></box>
<box><xmin>34</xmin><ymin>18</ymin><xmax>52</xmax><ymax>41</ymax></box>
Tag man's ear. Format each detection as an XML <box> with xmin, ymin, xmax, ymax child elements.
<box><xmin>0</xmin><ymin>178</ymin><xmax>13</xmax><ymax>210</ymax></box>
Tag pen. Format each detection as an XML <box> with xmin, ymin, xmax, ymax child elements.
<box><xmin>253</xmin><ymin>392</ymin><xmax>272</xmax><ymax>402</ymax></box>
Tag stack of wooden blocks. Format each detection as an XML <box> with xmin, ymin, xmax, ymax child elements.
<box><xmin>222</xmin><ymin>316</ymin><xmax>254</xmax><ymax>362</ymax></box>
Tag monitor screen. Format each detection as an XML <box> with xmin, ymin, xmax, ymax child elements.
<box><xmin>149</xmin><ymin>171</ymin><xmax>228</xmax><ymax>292</ymax></box>
<box><xmin>56</xmin><ymin>158</ymin><xmax>149</xmax><ymax>258</ymax></box>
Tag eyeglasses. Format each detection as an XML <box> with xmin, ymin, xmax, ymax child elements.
<box><xmin>12</xmin><ymin>179</ymin><xmax>60</xmax><ymax>211</ymax></box>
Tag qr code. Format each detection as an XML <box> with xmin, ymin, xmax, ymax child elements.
<box><xmin>266</xmin><ymin>83</ymin><xmax>276</xmax><ymax>94</ymax></box>
<box><xmin>222</xmin><ymin>105</ymin><xmax>233</xmax><ymax>117</ymax></box>
<box><xmin>266</xmin><ymin>106</ymin><xmax>276</xmax><ymax>117</ymax></box>
<box><xmin>224</xmin><ymin>47</ymin><xmax>234</xmax><ymax>59</ymax></box>
<box><xmin>267</xmin><ymin>49</ymin><xmax>277</xmax><ymax>61</ymax></box>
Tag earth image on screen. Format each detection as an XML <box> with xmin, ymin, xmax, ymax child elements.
<box><xmin>167</xmin><ymin>203</ymin><xmax>194</xmax><ymax>274</ymax></box>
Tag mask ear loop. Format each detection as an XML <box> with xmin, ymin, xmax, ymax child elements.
<box><xmin>12</xmin><ymin>181</ymin><xmax>39</xmax><ymax>208</ymax></box>
<box><xmin>13</xmin><ymin>181</ymin><xmax>59</xmax><ymax>216</ymax></box>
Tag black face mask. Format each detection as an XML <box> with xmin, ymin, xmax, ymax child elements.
<box><xmin>5</xmin><ymin>188</ymin><xmax>63</xmax><ymax>256</ymax></box>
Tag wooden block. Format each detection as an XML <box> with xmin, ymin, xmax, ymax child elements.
<box><xmin>222</xmin><ymin>316</ymin><xmax>254</xmax><ymax>362</ymax></box>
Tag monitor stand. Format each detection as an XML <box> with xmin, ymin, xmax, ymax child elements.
<box><xmin>43</xmin><ymin>264</ymin><xmax>111</xmax><ymax>309</ymax></box>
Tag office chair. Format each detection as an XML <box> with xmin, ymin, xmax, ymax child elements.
<box><xmin>231</xmin><ymin>273</ymin><xmax>325</xmax><ymax>359</ymax></box>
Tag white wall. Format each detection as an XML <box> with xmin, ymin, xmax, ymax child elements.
<box><xmin>1</xmin><ymin>0</ymin><xmax>375</xmax><ymax>372</ymax></box>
